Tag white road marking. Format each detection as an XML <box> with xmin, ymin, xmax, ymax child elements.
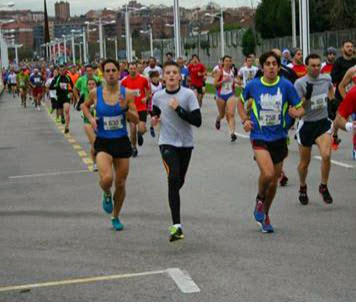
<box><xmin>167</xmin><ymin>268</ymin><xmax>201</xmax><ymax>293</ymax></box>
<box><xmin>313</xmin><ymin>156</ymin><xmax>354</xmax><ymax>169</ymax></box>
<box><xmin>0</xmin><ymin>270</ymin><xmax>165</xmax><ymax>293</ymax></box>
<box><xmin>0</xmin><ymin>268</ymin><xmax>201</xmax><ymax>294</ymax></box>
<box><xmin>8</xmin><ymin>169</ymin><xmax>90</xmax><ymax>179</ymax></box>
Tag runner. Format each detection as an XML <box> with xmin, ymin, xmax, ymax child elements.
<box><xmin>17</xmin><ymin>67</ymin><xmax>30</xmax><ymax>108</ymax></box>
<box><xmin>237</xmin><ymin>51</ymin><xmax>304</xmax><ymax>233</ymax></box>
<box><xmin>294</xmin><ymin>53</ymin><xmax>335</xmax><ymax>205</ymax></box>
<box><xmin>121</xmin><ymin>62</ymin><xmax>150</xmax><ymax>157</ymax></box>
<box><xmin>81</xmin><ymin>78</ymin><xmax>99</xmax><ymax>171</ymax></box>
<box><xmin>176</xmin><ymin>57</ymin><xmax>189</xmax><ymax>88</ymax></box>
<box><xmin>334</xmin><ymin>86</ymin><xmax>356</xmax><ymax>160</ymax></box>
<box><xmin>45</xmin><ymin>69</ymin><xmax>58</xmax><ymax>117</ymax></box>
<box><xmin>53</xmin><ymin>65</ymin><xmax>73</xmax><ymax>133</ymax></box>
<box><xmin>148</xmin><ymin>70</ymin><xmax>163</xmax><ymax>137</ymax></box>
<box><xmin>7</xmin><ymin>68</ymin><xmax>17</xmax><ymax>98</ymax></box>
<box><xmin>214</xmin><ymin>55</ymin><xmax>238</xmax><ymax>142</ymax></box>
<box><xmin>237</xmin><ymin>54</ymin><xmax>259</xmax><ymax>89</ymax></box>
<box><xmin>188</xmin><ymin>54</ymin><xmax>206</xmax><ymax>107</ymax></box>
<box><xmin>330</xmin><ymin>40</ymin><xmax>356</xmax><ymax>149</ymax></box>
<box><xmin>338</xmin><ymin>65</ymin><xmax>356</xmax><ymax>99</ymax></box>
<box><xmin>321</xmin><ymin>47</ymin><xmax>337</xmax><ymax>74</ymax></box>
<box><xmin>143</xmin><ymin>57</ymin><xmax>162</xmax><ymax>78</ymax></box>
<box><xmin>151</xmin><ymin>61</ymin><xmax>202</xmax><ymax>242</ymax></box>
<box><xmin>67</xmin><ymin>65</ymin><xmax>80</xmax><ymax>107</ymax></box>
<box><xmin>287</xmin><ymin>48</ymin><xmax>307</xmax><ymax>78</ymax></box>
<box><xmin>82</xmin><ymin>59</ymin><xmax>139</xmax><ymax>231</ymax></box>
<box><xmin>30</xmin><ymin>68</ymin><xmax>45</xmax><ymax>111</ymax></box>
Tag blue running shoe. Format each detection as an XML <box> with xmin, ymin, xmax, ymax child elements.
<box><xmin>254</xmin><ymin>197</ymin><xmax>265</xmax><ymax>225</ymax></box>
<box><xmin>261</xmin><ymin>215</ymin><xmax>274</xmax><ymax>233</ymax></box>
<box><xmin>112</xmin><ymin>217</ymin><xmax>124</xmax><ymax>231</ymax></box>
<box><xmin>102</xmin><ymin>193</ymin><xmax>113</xmax><ymax>214</ymax></box>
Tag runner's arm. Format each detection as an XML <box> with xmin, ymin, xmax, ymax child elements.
<box><xmin>214</xmin><ymin>70</ymin><xmax>222</xmax><ymax>88</ymax></box>
<box><xmin>125</xmin><ymin>91</ymin><xmax>139</xmax><ymax>124</ymax></box>
<box><xmin>338</xmin><ymin>67</ymin><xmax>354</xmax><ymax>99</ymax></box>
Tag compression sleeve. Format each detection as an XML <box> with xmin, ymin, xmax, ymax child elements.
<box><xmin>175</xmin><ymin>106</ymin><xmax>202</xmax><ymax>127</ymax></box>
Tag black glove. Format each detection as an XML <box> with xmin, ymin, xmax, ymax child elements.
<box><xmin>305</xmin><ymin>82</ymin><xmax>313</xmax><ymax>100</ymax></box>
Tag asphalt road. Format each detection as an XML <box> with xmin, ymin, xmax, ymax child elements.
<box><xmin>0</xmin><ymin>92</ymin><xmax>355</xmax><ymax>301</ymax></box>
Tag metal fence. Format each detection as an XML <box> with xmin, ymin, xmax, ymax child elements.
<box><xmin>142</xmin><ymin>28</ymin><xmax>356</xmax><ymax>68</ymax></box>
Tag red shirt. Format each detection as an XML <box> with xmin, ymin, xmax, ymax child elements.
<box><xmin>121</xmin><ymin>74</ymin><xmax>149</xmax><ymax>112</ymax></box>
<box><xmin>188</xmin><ymin>63</ymin><xmax>206</xmax><ymax>88</ymax></box>
<box><xmin>321</xmin><ymin>63</ymin><xmax>333</xmax><ymax>74</ymax></box>
<box><xmin>291</xmin><ymin>63</ymin><xmax>307</xmax><ymax>78</ymax></box>
<box><xmin>338</xmin><ymin>86</ymin><xmax>356</xmax><ymax>119</ymax></box>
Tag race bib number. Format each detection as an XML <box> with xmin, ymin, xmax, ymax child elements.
<box><xmin>49</xmin><ymin>90</ymin><xmax>57</xmax><ymax>98</ymax></box>
<box><xmin>34</xmin><ymin>77</ymin><xmax>41</xmax><ymax>84</ymax></box>
<box><xmin>310</xmin><ymin>93</ymin><xmax>327</xmax><ymax>111</ymax></box>
<box><xmin>260</xmin><ymin>110</ymin><xmax>281</xmax><ymax>127</ymax></box>
<box><xmin>133</xmin><ymin>89</ymin><xmax>141</xmax><ymax>97</ymax></box>
<box><xmin>59</xmin><ymin>82</ymin><xmax>67</xmax><ymax>90</ymax></box>
<box><xmin>223</xmin><ymin>82</ymin><xmax>232</xmax><ymax>91</ymax></box>
<box><xmin>103</xmin><ymin>115</ymin><xmax>123</xmax><ymax>131</ymax></box>
<box><xmin>20</xmin><ymin>80</ymin><xmax>25</xmax><ymax>87</ymax></box>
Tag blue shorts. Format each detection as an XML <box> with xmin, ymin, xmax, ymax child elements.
<box><xmin>216</xmin><ymin>92</ymin><xmax>234</xmax><ymax>102</ymax></box>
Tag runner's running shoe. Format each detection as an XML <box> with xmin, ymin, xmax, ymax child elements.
<box><xmin>319</xmin><ymin>184</ymin><xmax>333</xmax><ymax>204</ymax></box>
<box><xmin>137</xmin><ymin>132</ymin><xmax>144</xmax><ymax>146</ymax></box>
<box><xmin>254</xmin><ymin>197</ymin><xmax>265</xmax><ymax>225</ymax></box>
<box><xmin>111</xmin><ymin>217</ymin><xmax>124</xmax><ymax>231</ymax></box>
<box><xmin>102</xmin><ymin>193</ymin><xmax>113</xmax><ymax>214</ymax></box>
<box><xmin>261</xmin><ymin>215</ymin><xmax>274</xmax><ymax>233</ymax></box>
<box><xmin>298</xmin><ymin>185</ymin><xmax>309</xmax><ymax>205</ymax></box>
<box><xmin>169</xmin><ymin>226</ymin><xmax>184</xmax><ymax>242</ymax></box>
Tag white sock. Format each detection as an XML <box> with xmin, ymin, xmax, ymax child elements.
<box><xmin>173</xmin><ymin>224</ymin><xmax>182</xmax><ymax>229</ymax></box>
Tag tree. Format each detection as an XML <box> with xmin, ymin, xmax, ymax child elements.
<box><xmin>242</xmin><ymin>28</ymin><xmax>256</xmax><ymax>56</ymax></box>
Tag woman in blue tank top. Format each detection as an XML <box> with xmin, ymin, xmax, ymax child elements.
<box><xmin>82</xmin><ymin>59</ymin><xmax>139</xmax><ymax>231</ymax></box>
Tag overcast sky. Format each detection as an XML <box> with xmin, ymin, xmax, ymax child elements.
<box><xmin>6</xmin><ymin>0</ymin><xmax>259</xmax><ymax>15</ymax></box>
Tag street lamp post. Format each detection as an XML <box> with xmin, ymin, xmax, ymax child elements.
<box><xmin>98</xmin><ymin>18</ymin><xmax>104</xmax><ymax>59</ymax></box>
<box><xmin>71</xmin><ymin>30</ymin><xmax>75</xmax><ymax>63</ymax></box>
<box><xmin>173</xmin><ymin>0</ymin><xmax>181</xmax><ymax>58</ymax></box>
<box><xmin>299</xmin><ymin>0</ymin><xmax>310</xmax><ymax>61</ymax></box>
<box><xmin>125</xmin><ymin>7</ymin><xmax>131</xmax><ymax>62</ymax></box>
<box><xmin>291</xmin><ymin>0</ymin><xmax>297</xmax><ymax>48</ymax></box>
<box><xmin>219</xmin><ymin>7</ymin><xmax>224</xmax><ymax>57</ymax></box>
<box><xmin>82</xmin><ymin>26</ymin><xmax>87</xmax><ymax>63</ymax></box>
<box><xmin>62</xmin><ymin>35</ymin><xmax>67</xmax><ymax>63</ymax></box>
<box><xmin>115</xmin><ymin>37</ymin><xmax>118</xmax><ymax>60</ymax></box>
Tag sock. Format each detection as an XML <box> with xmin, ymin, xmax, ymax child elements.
<box><xmin>173</xmin><ymin>224</ymin><xmax>182</xmax><ymax>229</ymax></box>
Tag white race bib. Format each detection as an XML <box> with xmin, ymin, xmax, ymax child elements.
<box><xmin>310</xmin><ymin>93</ymin><xmax>327</xmax><ymax>111</ymax></box>
<box><xmin>103</xmin><ymin>115</ymin><xmax>123</xmax><ymax>131</ymax></box>
<box><xmin>59</xmin><ymin>82</ymin><xmax>67</xmax><ymax>90</ymax></box>
<box><xmin>49</xmin><ymin>90</ymin><xmax>57</xmax><ymax>98</ymax></box>
<box><xmin>260</xmin><ymin>110</ymin><xmax>281</xmax><ymax>127</ymax></box>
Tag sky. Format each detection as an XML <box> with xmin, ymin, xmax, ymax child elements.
<box><xmin>6</xmin><ymin>0</ymin><xmax>259</xmax><ymax>16</ymax></box>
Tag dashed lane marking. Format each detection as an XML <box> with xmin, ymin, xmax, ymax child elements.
<box><xmin>313</xmin><ymin>156</ymin><xmax>354</xmax><ymax>169</ymax></box>
<box><xmin>45</xmin><ymin>105</ymin><xmax>94</xmax><ymax>172</ymax></box>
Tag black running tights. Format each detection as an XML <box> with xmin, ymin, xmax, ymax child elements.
<box><xmin>159</xmin><ymin>145</ymin><xmax>192</xmax><ymax>225</ymax></box>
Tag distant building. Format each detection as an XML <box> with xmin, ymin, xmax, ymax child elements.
<box><xmin>2</xmin><ymin>21</ymin><xmax>33</xmax><ymax>49</ymax></box>
<box><xmin>55</xmin><ymin>1</ymin><xmax>70</xmax><ymax>21</ymax></box>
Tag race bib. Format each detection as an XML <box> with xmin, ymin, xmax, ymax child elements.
<box><xmin>34</xmin><ymin>77</ymin><xmax>41</xmax><ymax>84</ymax></box>
<box><xmin>223</xmin><ymin>82</ymin><xmax>232</xmax><ymax>91</ymax></box>
<box><xmin>49</xmin><ymin>90</ymin><xmax>57</xmax><ymax>98</ymax></box>
<box><xmin>259</xmin><ymin>110</ymin><xmax>281</xmax><ymax>127</ymax></box>
<box><xmin>103</xmin><ymin>115</ymin><xmax>123</xmax><ymax>131</ymax></box>
<box><xmin>133</xmin><ymin>89</ymin><xmax>140</xmax><ymax>97</ymax></box>
<box><xmin>20</xmin><ymin>80</ymin><xmax>25</xmax><ymax>87</ymax></box>
<box><xmin>59</xmin><ymin>82</ymin><xmax>67</xmax><ymax>90</ymax></box>
<box><xmin>310</xmin><ymin>93</ymin><xmax>327</xmax><ymax>111</ymax></box>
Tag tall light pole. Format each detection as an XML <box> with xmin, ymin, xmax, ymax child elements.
<box><xmin>219</xmin><ymin>7</ymin><xmax>224</xmax><ymax>57</ymax></box>
<box><xmin>115</xmin><ymin>37</ymin><xmax>118</xmax><ymax>60</ymax></box>
<box><xmin>82</xmin><ymin>26</ymin><xmax>87</xmax><ymax>63</ymax></box>
<box><xmin>78</xmin><ymin>42</ymin><xmax>83</xmax><ymax>64</ymax></box>
<box><xmin>173</xmin><ymin>0</ymin><xmax>181</xmax><ymax>58</ymax></box>
<box><xmin>125</xmin><ymin>6</ymin><xmax>131</xmax><ymax>62</ymax></box>
<box><xmin>299</xmin><ymin>0</ymin><xmax>310</xmax><ymax>61</ymax></box>
<box><xmin>71</xmin><ymin>30</ymin><xmax>75</xmax><ymax>63</ymax></box>
<box><xmin>140</xmin><ymin>27</ymin><xmax>154</xmax><ymax>58</ymax></box>
<box><xmin>62</xmin><ymin>35</ymin><xmax>67</xmax><ymax>63</ymax></box>
<box><xmin>98</xmin><ymin>18</ymin><xmax>104</xmax><ymax>59</ymax></box>
<box><xmin>291</xmin><ymin>0</ymin><xmax>297</xmax><ymax>48</ymax></box>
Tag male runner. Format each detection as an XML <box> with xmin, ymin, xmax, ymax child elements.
<box><xmin>287</xmin><ymin>48</ymin><xmax>307</xmax><ymax>78</ymax></box>
<box><xmin>237</xmin><ymin>51</ymin><xmax>304</xmax><ymax>233</ymax></box>
<box><xmin>321</xmin><ymin>47</ymin><xmax>337</xmax><ymax>74</ymax></box>
<box><xmin>8</xmin><ymin>68</ymin><xmax>17</xmax><ymax>98</ymax></box>
<box><xmin>143</xmin><ymin>57</ymin><xmax>162</xmax><ymax>78</ymax></box>
<box><xmin>188</xmin><ymin>54</ymin><xmax>206</xmax><ymax>107</ymax></box>
<box><xmin>237</xmin><ymin>54</ymin><xmax>259</xmax><ymax>89</ymax></box>
<box><xmin>53</xmin><ymin>65</ymin><xmax>73</xmax><ymax>133</ymax></box>
<box><xmin>30</xmin><ymin>68</ymin><xmax>45</xmax><ymax>111</ymax></box>
<box><xmin>121</xmin><ymin>62</ymin><xmax>150</xmax><ymax>157</ymax></box>
<box><xmin>82</xmin><ymin>59</ymin><xmax>138</xmax><ymax>231</ymax></box>
<box><xmin>330</xmin><ymin>40</ymin><xmax>356</xmax><ymax>148</ymax></box>
<box><xmin>214</xmin><ymin>55</ymin><xmax>238</xmax><ymax>142</ymax></box>
<box><xmin>295</xmin><ymin>53</ymin><xmax>335</xmax><ymax>205</ymax></box>
<box><xmin>17</xmin><ymin>67</ymin><xmax>30</xmax><ymax>108</ymax></box>
<box><xmin>152</xmin><ymin>61</ymin><xmax>202</xmax><ymax>242</ymax></box>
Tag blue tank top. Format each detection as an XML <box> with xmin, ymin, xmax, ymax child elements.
<box><xmin>95</xmin><ymin>86</ymin><xmax>128</xmax><ymax>139</ymax></box>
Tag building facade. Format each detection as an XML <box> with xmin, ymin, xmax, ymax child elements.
<box><xmin>55</xmin><ymin>1</ymin><xmax>70</xmax><ymax>21</ymax></box>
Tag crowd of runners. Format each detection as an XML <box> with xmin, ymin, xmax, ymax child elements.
<box><xmin>2</xmin><ymin>39</ymin><xmax>355</xmax><ymax>240</ymax></box>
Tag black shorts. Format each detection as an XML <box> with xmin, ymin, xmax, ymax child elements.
<box><xmin>94</xmin><ymin>136</ymin><xmax>132</xmax><ymax>159</ymax></box>
<box><xmin>296</xmin><ymin>118</ymin><xmax>332</xmax><ymax>147</ymax></box>
<box><xmin>252</xmin><ymin>138</ymin><xmax>288</xmax><ymax>164</ymax></box>
<box><xmin>138</xmin><ymin>111</ymin><xmax>147</xmax><ymax>122</ymax></box>
<box><xmin>191</xmin><ymin>86</ymin><xmax>204</xmax><ymax>95</ymax></box>
<box><xmin>56</xmin><ymin>98</ymin><xmax>70</xmax><ymax>109</ymax></box>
